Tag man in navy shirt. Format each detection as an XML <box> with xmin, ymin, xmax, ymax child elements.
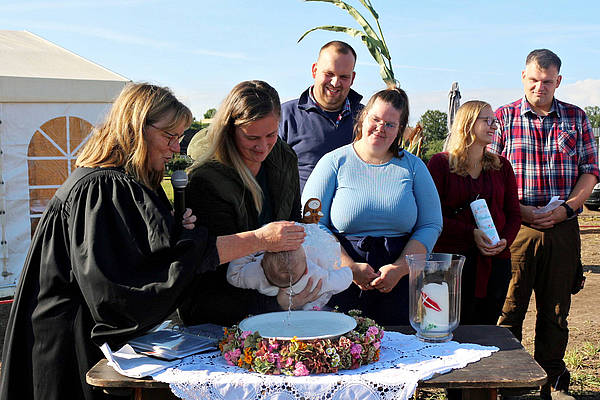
<box><xmin>279</xmin><ymin>41</ymin><xmax>363</xmax><ymax>191</ymax></box>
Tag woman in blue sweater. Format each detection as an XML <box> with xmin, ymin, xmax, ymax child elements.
<box><xmin>302</xmin><ymin>87</ymin><xmax>442</xmax><ymax>325</ymax></box>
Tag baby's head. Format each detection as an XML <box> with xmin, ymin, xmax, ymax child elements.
<box><xmin>261</xmin><ymin>247</ymin><xmax>307</xmax><ymax>288</ymax></box>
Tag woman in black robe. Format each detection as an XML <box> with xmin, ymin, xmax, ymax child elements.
<box><xmin>0</xmin><ymin>83</ymin><xmax>305</xmax><ymax>400</ymax></box>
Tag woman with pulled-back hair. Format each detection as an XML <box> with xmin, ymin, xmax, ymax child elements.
<box><xmin>302</xmin><ymin>86</ymin><xmax>443</xmax><ymax>325</ymax></box>
<box><xmin>181</xmin><ymin>80</ymin><xmax>321</xmax><ymax>327</ymax></box>
<box><xmin>0</xmin><ymin>82</ymin><xmax>305</xmax><ymax>400</ymax></box>
<box><xmin>427</xmin><ymin>100</ymin><xmax>521</xmax><ymax>325</ymax></box>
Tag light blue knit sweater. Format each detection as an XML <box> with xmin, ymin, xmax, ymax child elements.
<box><xmin>301</xmin><ymin>144</ymin><xmax>442</xmax><ymax>253</ymax></box>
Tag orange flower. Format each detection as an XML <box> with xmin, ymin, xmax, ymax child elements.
<box><xmin>237</xmin><ymin>357</ymin><xmax>243</xmax><ymax>367</ymax></box>
<box><xmin>244</xmin><ymin>347</ymin><xmax>253</xmax><ymax>364</ymax></box>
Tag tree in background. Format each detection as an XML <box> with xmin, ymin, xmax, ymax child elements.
<box><xmin>585</xmin><ymin>106</ymin><xmax>600</xmax><ymax>128</ymax></box>
<box><xmin>418</xmin><ymin>110</ymin><xmax>448</xmax><ymax>163</ymax></box>
<box><xmin>190</xmin><ymin>120</ymin><xmax>204</xmax><ymax>131</ymax></box>
<box><xmin>203</xmin><ymin>108</ymin><xmax>216</xmax><ymax>119</ymax></box>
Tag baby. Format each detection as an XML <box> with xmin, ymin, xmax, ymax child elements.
<box><xmin>227</xmin><ymin>224</ymin><xmax>352</xmax><ymax>310</ymax></box>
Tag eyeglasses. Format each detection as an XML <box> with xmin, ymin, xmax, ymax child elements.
<box><xmin>368</xmin><ymin>114</ymin><xmax>399</xmax><ymax>131</ymax></box>
<box><xmin>477</xmin><ymin>116</ymin><xmax>499</xmax><ymax>127</ymax></box>
<box><xmin>150</xmin><ymin>123</ymin><xmax>184</xmax><ymax>146</ymax></box>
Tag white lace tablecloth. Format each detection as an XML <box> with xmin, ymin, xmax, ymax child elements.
<box><xmin>152</xmin><ymin>331</ymin><xmax>498</xmax><ymax>400</ymax></box>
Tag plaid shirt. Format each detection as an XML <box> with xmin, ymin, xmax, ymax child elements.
<box><xmin>490</xmin><ymin>97</ymin><xmax>599</xmax><ymax>207</ymax></box>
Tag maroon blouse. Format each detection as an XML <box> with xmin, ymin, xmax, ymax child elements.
<box><xmin>427</xmin><ymin>153</ymin><xmax>521</xmax><ymax>297</ymax></box>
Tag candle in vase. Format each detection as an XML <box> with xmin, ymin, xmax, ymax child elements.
<box><xmin>420</xmin><ymin>282</ymin><xmax>449</xmax><ymax>332</ymax></box>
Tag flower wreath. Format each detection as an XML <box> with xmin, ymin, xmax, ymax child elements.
<box><xmin>219</xmin><ymin>310</ymin><xmax>384</xmax><ymax>376</ymax></box>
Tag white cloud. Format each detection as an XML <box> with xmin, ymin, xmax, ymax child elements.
<box><xmin>558</xmin><ymin>79</ymin><xmax>600</xmax><ymax>108</ymax></box>
<box><xmin>407</xmin><ymin>79</ymin><xmax>600</xmax><ymax>124</ymax></box>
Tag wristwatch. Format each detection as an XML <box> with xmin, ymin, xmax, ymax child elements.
<box><xmin>560</xmin><ymin>202</ymin><xmax>575</xmax><ymax>218</ymax></box>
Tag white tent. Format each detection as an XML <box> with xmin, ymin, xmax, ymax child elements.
<box><xmin>0</xmin><ymin>30</ymin><xmax>129</xmax><ymax>296</ymax></box>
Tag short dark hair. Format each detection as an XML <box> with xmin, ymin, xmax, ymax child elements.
<box><xmin>526</xmin><ymin>49</ymin><xmax>561</xmax><ymax>72</ymax></box>
<box><xmin>319</xmin><ymin>40</ymin><xmax>357</xmax><ymax>64</ymax></box>
<box><xmin>261</xmin><ymin>249</ymin><xmax>306</xmax><ymax>288</ymax></box>
<box><xmin>354</xmin><ymin>87</ymin><xmax>410</xmax><ymax>158</ymax></box>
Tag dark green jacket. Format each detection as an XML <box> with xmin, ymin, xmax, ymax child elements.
<box><xmin>179</xmin><ymin>138</ymin><xmax>301</xmax><ymax>326</ymax></box>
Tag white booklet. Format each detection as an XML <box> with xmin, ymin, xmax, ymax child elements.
<box><xmin>533</xmin><ymin>196</ymin><xmax>563</xmax><ymax>214</ymax></box>
<box><xmin>128</xmin><ymin>323</ymin><xmax>223</xmax><ymax>361</ymax></box>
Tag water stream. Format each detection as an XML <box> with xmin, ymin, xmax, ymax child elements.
<box><xmin>286</xmin><ymin>263</ymin><xmax>293</xmax><ymax>326</ymax></box>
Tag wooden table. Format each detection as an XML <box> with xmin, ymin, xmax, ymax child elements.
<box><xmin>87</xmin><ymin>325</ymin><xmax>546</xmax><ymax>400</ymax></box>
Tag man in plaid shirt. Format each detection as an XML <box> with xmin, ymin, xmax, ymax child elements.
<box><xmin>490</xmin><ymin>49</ymin><xmax>599</xmax><ymax>400</ymax></box>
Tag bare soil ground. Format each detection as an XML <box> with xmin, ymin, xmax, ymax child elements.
<box><xmin>1</xmin><ymin>212</ymin><xmax>599</xmax><ymax>398</ymax></box>
<box><xmin>518</xmin><ymin>209</ymin><xmax>600</xmax><ymax>398</ymax></box>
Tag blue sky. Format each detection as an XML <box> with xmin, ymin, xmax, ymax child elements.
<box><xmin>2</xmin><ymin>0</ymin><xmax>600</xmax><ymax>124</ymax></box>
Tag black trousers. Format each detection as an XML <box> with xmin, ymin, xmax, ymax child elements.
<box><xmin>329</xmin><ymin>235</ymin><xmax>409</xmax><ymax>326</ymax></box>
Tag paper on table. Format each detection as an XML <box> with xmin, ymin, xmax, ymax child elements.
<box><xmin>533</xmin><ymin>196</ymin><xmax>563</xmax><ymax>214</ymax></box>
<box><xmin>100</xmin><ymin>343</ymin><xmax>179</xmax><ymax>378</ymax></box>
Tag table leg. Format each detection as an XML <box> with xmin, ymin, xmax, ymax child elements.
<box><xmin>134</xmin><ymin>387</ymin><xmax>180</xmax><ymax>400</ymax></box>
<box><xmin>461</xmin><ymin>388</ymin><xmax>498</xmax><ymax>400</ymax></box>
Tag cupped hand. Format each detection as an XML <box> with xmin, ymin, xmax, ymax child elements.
<box><xmin>256</xmin><ymin>221</ymin><xmax>306</xmax><ymax>252</ymax></box>
<box><xmin>474</xmin><ymin>229</ymin><xmax>507</xmax><ymax>256</ymax></box>
<box><xmin>350</xmin><ymin>262</ymin><xmax>380</xmax><ymax>290</ymax></box>
<box><xmin>473</xmin><ymin>228</ymin><xmax>492</xmax><ymax>249</ymax></box>
<box><xmin>530</xmin><ymin>205</ymin><xmax>567</xmax><ymax>229</ymax></box>
<box><xmin>276</xmin><ymin>277</ymin><xmax>323</xmax><ymax>310</ymax></box>
<box><xmin>371</xmin><ymin>263</ymin><xmax>408</xmax><ymax>293</ymax></box>
<box><xmin>182</xmin><ymin>208</ymin><xmax>196</xmax><ymax>230</ymax></box>
<box><xmin>522</xmin><ymin>205</ymin><xmax>561</xmax><ymax>229</ymax></box>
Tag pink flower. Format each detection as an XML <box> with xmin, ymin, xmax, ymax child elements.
<box><xmin>267</xmin><ymin>352</ymin><xmax>280</xmax><ymax>364</ymax></box>
<box><xmin>293</xmin><ymin>361</ymin><xmax>310</xmax><ymax>376</ymax></box>
<box><xmin>350</xmin><ymin>343</ymin><xmax>363</xmax><ymax>359</ymax></box>
<box><xmin>374</xmin><ymin>341</ymin><xmax>381</xmax><ymax>350</ymax></box>
<box><xmin>240</xmin><ymin>331</ymin><xmax>252</xmax><ymax>340</ymax></box>
<box><xmin>284</xmin><ymin>357</ymin><xmax>294</xmax><ymax>367</ymax></box>
<box><xmin>224</xmin><ymin>348</ymin><xmax>242</xmax><ymax>365</ymax></box>
<box><xmin>312</xmin><ymin>305</ymin><xmax>321</xmax><ymax>311</ymax></box>
<box><xmin>367</xmin><ymin>326</ymin><xmax>379</xmax><ymax>337</ymax></box>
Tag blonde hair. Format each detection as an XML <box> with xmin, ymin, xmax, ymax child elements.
<box><xmin>76</xmin><ymin>83</ymin><xmax>192</xmax><ymax>188</ymax></box>
<box><xmin>188</xmin><ymin>80</ymin><xmax>281</xmax><ymax>212</ymax></box>
<box><xmin>446</xmin><ymin>100</ymin><xmax>501</xmax><ymax>176</ymax></box>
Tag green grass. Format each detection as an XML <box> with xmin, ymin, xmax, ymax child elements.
<box><xmin>161</xmin><ymin>178</ymin><xmax>174</xmax><ymax>203</ymax></box>
<box><xmin>565</xmin><ymin>341</ymin><xmax>600</xmax><ymax>393</ymax></box>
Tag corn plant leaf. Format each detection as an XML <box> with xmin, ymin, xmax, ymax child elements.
<box><xmin>299</xmin><ymin>25</ymin><xmax>395</xmax><ymax>84</ymax></box>
<box><xmin>357</xmin><ymin>0</ymin><xmax>379</xmax><ymax>20</ymax></box>
<box><xmin>299</xmin><ymin>25</ymin><xmax>374</xmax><ymax>44</ymax></box>
<box><xmin>300</xmin><ymin>0</ymin><xmax>397</xmax><ymax>86</ymax></box>
<box><xmin>304</xmin><ymin>0</ymin><xmax>389</xmax><ymax>58</ymax></box>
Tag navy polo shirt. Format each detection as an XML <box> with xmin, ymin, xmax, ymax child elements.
<box><xmin>279</xmin><ymin>87</ymin><xmax>363</xmax><ymax>191</ymax></box>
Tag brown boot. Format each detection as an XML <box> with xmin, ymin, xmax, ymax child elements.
<box><xmin>543</xmin><ymin>369</ymin><xmax>574</xmax><ymax>400</ymax></box>
<box><xmin>551</xmin><ymin>389</ymin><xmax>576</xmax><ymax>400</ymax></box>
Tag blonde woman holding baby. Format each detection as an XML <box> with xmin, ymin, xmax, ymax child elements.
<box><xmin>180</xmin><ymin>80</ymin><xmax>322</xmax><ymax>326</ymax></box>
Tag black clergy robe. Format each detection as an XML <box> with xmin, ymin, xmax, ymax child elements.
<box><xmin>0</xmin><ymin>167</ymin><xmax>219</xmax><ymax>400</ymax></box>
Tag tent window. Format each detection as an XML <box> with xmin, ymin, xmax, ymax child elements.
<box><xmin>27</xmin><ymin>116</ymin><xmax>93</xmax><ymax>236</ymax></box>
